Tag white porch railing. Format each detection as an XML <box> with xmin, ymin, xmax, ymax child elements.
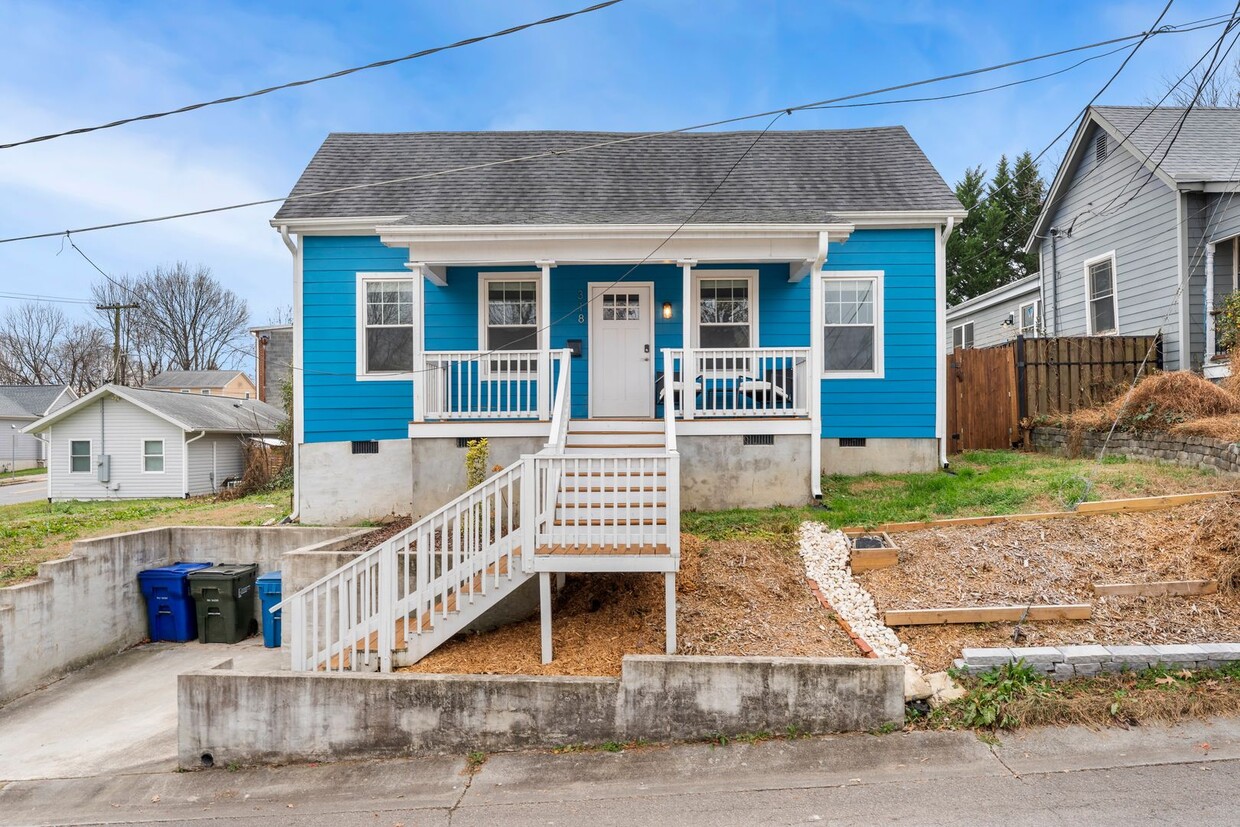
<box><xmin>276</xmin><ymin>460</ymin><xmax>527</xmax><ymax>673</ymax></box>
<box><xmin>663</xmin><ymin>347</ymin><xmax>811</xmax><ymax>418</ymax></box>
<box><xmin>420</xmin><ymin>349</ymin><xmax>568</xmax><ymax>421</ymax></box>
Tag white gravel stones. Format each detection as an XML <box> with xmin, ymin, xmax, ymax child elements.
<box><xmin>797</xmin><ymin>522</ymin><xmax>912</xmax><ymax>667</ymax></box>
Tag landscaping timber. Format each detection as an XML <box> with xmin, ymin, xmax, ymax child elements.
<box><xmin>884</xmin><ymin>604</ymin><xmax>1093</xmax><ymax>627</ymax></box>
<box><xmin>1093</xmin><ymin>580</ymin><xmax>1218</xmax><ymax>598</ymax></box>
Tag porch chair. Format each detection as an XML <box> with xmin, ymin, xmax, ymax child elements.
<box><xmin>736</xmin><ymin>357</ymin><xmax>801</xmax><ymax>411</ymax></box>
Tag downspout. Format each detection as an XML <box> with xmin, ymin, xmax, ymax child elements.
<box><xmin>1049</xmin><ymin>229</ymin><xmax>1060</xmax><ymax>335</ymax></box>
<box><xmin>280</xmin><ymin>224</ymin><xmax>303</xmax><ymax>520</ymax></box>
<box><xmin>183</xmin><ymin>430</ymin><xmax>206</xmax><ymax>497</ymax></box>
<box><xmin>937</xmin><ymin>218</ymin><xmax>956</xmax><ymax>469</ymax></box>
<box><xmin>808</xmin><ymin>233</ymin><xmax>828</xmax><ymax>498</ymax></box>
<box><xmin>1206</xmin><ymin>242</ymin><xmax>1217</xmax><ymax>362</ymax></box>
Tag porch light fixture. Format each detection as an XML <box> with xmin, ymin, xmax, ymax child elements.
<box><xmin>662</xmin><ymin>302</ymin><xmax>673</xmax><ymax>319</ymax></box>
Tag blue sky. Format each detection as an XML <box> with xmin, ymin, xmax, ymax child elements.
<box><xmin>0</xmin><ymin>0</ymin><xmax>1230</xmax><ymax>332</ymax></box>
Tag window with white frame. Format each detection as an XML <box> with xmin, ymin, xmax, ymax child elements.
<box><xmin>824</xmin><ymin>274</ymin><xmax>882</xmax><ymax>376</ymax></box>
<box><xmin>952</xmin><ymin>322</ymin><xmax>974</xmax><ymax>350</ymax></box>
<box><xmin>360</xmin><ymin>277</ymin><xmax>415</xmax><ymax>374</ymax></box>
<box><xmin>697</xmin><ymin>277</ymin><xmax>754</xmax><ymax>348</ymax></box>
<box><xmin>1084</xmin><ymin>253</ymin><xmax>1118</xmax><ymax>334</ymax></box>
<box><xmin>1019</xmin><ymin>300</ymin><xmax>1040</xmax><ymax>337</ymax></box>
<box><xmin>143</xmin><ymin>439</ymin><xmax>164</xmax><ymax>473</ymax></box>
<box><xmin>480</xmin><ymin>276</ymin><xmax>540</xmax><ymax>373</ymax></box>
<box><xmin>200</xmin><ymin>389</ymin><xmax>210</xmax><ymax>395</ymax></box>
<box><xmin>69</xmin><ymin>440</ymin><xmax>91</xmax><ymax>473</ymax></box>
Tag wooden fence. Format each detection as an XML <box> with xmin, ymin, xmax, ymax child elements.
<box><xmin>947</xmin><ymin>334</ymin><xmax>1161</xmax><ymax>453</ymax></box>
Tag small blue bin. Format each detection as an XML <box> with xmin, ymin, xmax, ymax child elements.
<box><xmin>138</xmin><ymin>562</ymin><xmax>212</xmax><ymax>642</ymax></box>
<box><xmin>257</xmin><ymin>571</ymin><xmax>283</xmax><ymax>648</ymax></box>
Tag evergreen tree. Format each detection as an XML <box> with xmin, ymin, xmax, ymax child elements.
<box><xmin>946</xmin><ymin>152</ymin><xmax>1045</xmax><ymax>305</ymax></box>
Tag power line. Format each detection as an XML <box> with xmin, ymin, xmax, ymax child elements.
<box><xmin>0</xmin><ymin>290</ymin><xmax>95</xmax><ymax>305</ymax></box>
<box><xmin>0</xmin><ymin>1</ymin><xmax>626</xmax><ymax>151</ymax></box>
<box><xmin>1</xmin><ymin>12</ymin><xmax>1231</xmax><ymax>246</ymax></box>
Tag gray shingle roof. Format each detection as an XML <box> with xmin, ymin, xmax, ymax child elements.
<box><xmin>274</xmin><ymin>128</ymin><xmax>961</xmax><ymax>223</ymax></box>
<box><xmin>121</xmin><ymin>387</ymin><xmax>283</xmax><ymax>433</ymax></box>
<box><xmin>144</xmin><ymin>370</ymin><xmax>249</xmax><ymax>389</ymax></box>
<box><xmin>1093</xmin><ymin>106</ymin><xmax>1240</xmax><ymax>183</ymax></box>
<box><xmin>0</xmin><ymin>385</ymin><xmax>72</xmax><ymax>418</ymax></box>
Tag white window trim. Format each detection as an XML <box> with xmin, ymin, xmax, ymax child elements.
<box><xmin>690</xmin><ymin>270</ymin><xmax>759</xmax><ymax>350</ymax></box>
<box><xmin>1083</xmin><ymin>250</ymin><xmax>1120</xmax><ymax>335</ymax></box>
<box><xmin>1018</xmin><ymin>300</ymin><xmax>1039</xmax><ymax>337</ymax></box>
<box><xmin>477</xmin><ymin>271</ymin><xmax>542</xmax><ymax>351</ymax></box>
<box><xmin>952</xmin><ymin>321</ymin><xmax>974</xmax><ymax>350</ymax></box>
<box><xmin>69</xmin><ymin>438</ymin><xmax>92</xmax><ymax>474</ymax></box>
<box><xmin>355</xmin><ymin>272</ymin><xmax>417</xmax><ymax>380</ymax></box>
<box><xmin>142</xmin><ymin>438</ymin><xmax>166</xmax><ymax>474</ymax></box>
<box><xmin>822</xmin><ymin>270</ymin><xmax>885</xmax><ymax>379</ymax></box>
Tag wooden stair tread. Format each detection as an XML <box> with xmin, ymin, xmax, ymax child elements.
<box><xmin>562</xmin><ymin>470</ymin><xmax>664</xmax><ymax>477</ymax></box>
<box><xmin>559</xmin><ymin>501</ymin><xmax>667</xmax><ymax>508</ymax></box>
<box><xmin>562</xmin><ymin>485</ymin><xmax>667</xmax><ymax>492</ymax></box>
<box><xmin>565</xmin><ymin>443</ymin><xmax>666</xmax><ymax>449</ymax></box>
<box><xmin>553</xmin><ymin>517</ymin><xmax>667</xmax><ymax>526</ymax></box>
<box><xmin>537</xmin><ymin>543</ymin><xmax>672</xmax><ymax>555</ymax></box>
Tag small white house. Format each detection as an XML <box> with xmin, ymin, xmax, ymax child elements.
<box><xmin>0</xmin><ymin>385</ymin><xmax>77</xmax><ymax>471</ymax></box>
<box><xmin>22</xmin><ymin>384</ymin><xmax>285</xmax><ymax>500</ymax></box>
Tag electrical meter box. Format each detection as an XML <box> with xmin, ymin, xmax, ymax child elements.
<box><xmin>97</xmin><ymin>454</ymin><xmax>110</xmax><ymax>483</ymax></box>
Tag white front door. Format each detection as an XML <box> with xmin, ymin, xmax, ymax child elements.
<box><xmin>589</xmin><ymin>283</ymin><xmax>654</xmax><ymax>417</ymax></box>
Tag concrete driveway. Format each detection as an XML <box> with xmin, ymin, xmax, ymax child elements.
<box><xmin>0</xmin><ymin>479</ymin><xmax>46</xmax><ymax>505</ymax></box>
<box><xmin>0</xmin><ymin>639</ymin><xmax>282</xmax><ymax>781</ymax></box>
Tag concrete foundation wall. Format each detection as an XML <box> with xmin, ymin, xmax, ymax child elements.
<box><xmin>299</xmin><ymin>438</ymin><xmax>414</xmax><ymax>524</ymax></box>
<box><xmin>177</xmin><ymin>656</ymin><xmax>903</xmax><ymax>766</ymax></box>
<box><xmin>822</xmin><ymin>437</ymin><xmax>939</xmax><ymax>476</ymax></box>
<box><xmin>0</xmin><ymin>526</ymin><xmax>352</xmax><ymax>706</ymax></box>
<box><xmin>409</xmin><ymin>437</ymin><xmax>545</xmax><ymax>517</ymax></box>
<box><xmin>678</xmin><ymin>434</ymin><xmax>812</xmax><ymax>509</ymax></box>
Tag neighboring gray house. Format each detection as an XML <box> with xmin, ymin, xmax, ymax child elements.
<box><xmin>144</xmin><ymin>369</ymin><xmax>257</xmax><ymax>399</ymax></box>
<box><xmin>0</xmin><ymin>385</ymin><xmax>77</xmax><ymax>471</ymax></box>
<box><xmin>22</xmin><ymin>385</ymin><xmax>284</xmax><ymax>500</ymax></box>
<box><xmin>945</xmin><ymin>273</ymin><xmax>1041</xmax><ymax>352</ymax></box>
<box><xmin>251</xmin><ymin>324</ymin><xmax>293</xmax><ymax>404</ymax></box>
<box><xmin>1025</xmin><ymin>106</ymin><xmax>1240</xmax><ymax>375</ymax></box>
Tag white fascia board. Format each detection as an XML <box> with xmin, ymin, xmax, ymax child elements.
<box><xmin>831</xmin><ymin>209</ymin><xmax>968</xmax><ymax>227</ymax></box>
<box><xmin>946</xmin><ymin>275</ymin><xmax>1042</xmax><ymax>320</ymax></box>
<box><xmin>269</xmin><ymin>216</ymin><xmax>405</xmax><ymax>235</ymax></box>
<box><xmin>379</xmin><ymin>222</ymin><xmax>855</xmax><ymax>242</ymax></box>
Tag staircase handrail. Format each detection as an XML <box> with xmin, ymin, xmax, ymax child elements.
<box><xmin>544</xmin><ymin>348</ymin><xmax>573</xmax><ymax>454</ymax></box>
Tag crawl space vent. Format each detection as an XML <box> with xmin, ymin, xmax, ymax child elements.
<box><xmin>351</xmin><ymin>440</ymin><xmax>379</xmax><ymax>455</ymax></box>
<box><xmin>838</xmin><ymin>438</ymin><xmax>867</xmax><ymax>448</ymax></box>
<box><xmin>742</xmin><ymin>434</ymin><xmax>774</xmax><ymax>446</ymax></box>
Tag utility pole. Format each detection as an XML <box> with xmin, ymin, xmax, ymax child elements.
<box><xmin>96</xmin><ymin>303</ymin><xmax>140</xmax><ymax>385</ymax></box>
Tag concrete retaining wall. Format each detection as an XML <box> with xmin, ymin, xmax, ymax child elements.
<box><xmin>0</xmin><ymin>526</ymin><xmax>354</xmax><ymax>706</ymax></box>
<box><xmin>1032</xmin><ymin>426</ymin><xmax>1240</xmax><ymax>474</ymax></box>
<box><xmin>178</xmin><ymin>655</ymin><xmax>904</xmax><ymax>766</ymax></box>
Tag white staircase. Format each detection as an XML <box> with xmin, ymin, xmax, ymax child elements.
<box><xmin>276</xmin><ymin>357</ymin><xmax>681</xmax><ymax>672</ymax></box>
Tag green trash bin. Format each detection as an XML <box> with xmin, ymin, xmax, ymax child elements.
<box><xmin>188</xmin><ymin>563</ymin><xmax>259</xmax><ymax>644</ymax></box>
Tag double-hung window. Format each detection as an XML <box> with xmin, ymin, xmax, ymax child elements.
<box><xmin>696</xmin><ymin>273</ymin><xmax>756</xmax><ymax>372</ymax></box>
<box><xmin>143</xmin><ymin>439</ymin><xmax>164</xmax><ymax>473</ymax></box>
<box><xmin>69</xmin><ymin>440</ymin><xmax>91</xmax><ymax>473</ymax></box>
<box><xmin>360</xmin><ymin>276</ymin><xmax>415</xmax><ymax>375</ymax></box>
<box><xmin>481</xmin><ymin>276</ymin><xmax>540</xmax><ymax>373</ymax></box>
<box><xmin>952</xmin><ymin>322</ymin><xmax>974</xmax><ymax>350</ymax></box>
<box><xmin>823</xmin><ymin>273</ymin><xmax>883</xmax><ymax>377</ymax></box>
<box><xmin>1084</xmin><ymin>252</ymin><xmax>1118</xmax><ymax>334</ymax></box>
<box><xmin>1018</xmin><ymin>300</ymin><xmax>1040</xmax><ymax>337</ymax></box>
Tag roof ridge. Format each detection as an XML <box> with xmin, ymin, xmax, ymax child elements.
<box><xmin>323</xmin><ymin>126</ymin><xmax>912</xmax><ymax>138</ymax></box>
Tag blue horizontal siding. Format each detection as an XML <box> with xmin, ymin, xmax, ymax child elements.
<box><xmin>302</xmin><ymin>236</ymin><xmax>411</xmax><ymax>443</ymax></box>
<box><xmin>821</xmin><ymin>227</ymin><xmax>937</xmax><ymax>439</ymax></box>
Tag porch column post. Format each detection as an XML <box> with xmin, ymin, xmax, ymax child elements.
<box><xmin>537</xmin><ymin>261</ymin><xmax>555</xmax><ymax>420</ymax></box>
<box><xmin>539</xmin><ymin>571</ymin><xmax>553</xmax><ymax>664</ymax></box>
<box><xmin>664</xmin><ymin>572</ymin><xmax>677</xmax><ymax>654</ymax></box>
<box><xmin>809</xmin><ymin>242</ymin><xmax>825</xmax><ymax>498</ymax></box>
<box><xmin>678</xmin><ymin>259</ymin><xmax>696</xmax><ymax>420</ymax></box>
<box><xmin>411</xmin><ymin>265</ymin><xmax>428</xmax><ymax>423</ymax></box>
<box><xmin>1206</xmin><ymin>243</ymin><xmax>1217</xmax><ymax>360</ymax></box>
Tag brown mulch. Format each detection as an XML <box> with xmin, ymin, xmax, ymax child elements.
<box><xmin>337</xmin><ymin>516</ymin><xmax>413</xmax><ymax>551</ymax></box>
<box><xmin>858</xmin><ymin>496</ymin><xmax>1240</xmax><ymax>672</ymax></box>
<box><xmin>1059</xmin><ymin>371</ymin><xmax>1240</xmax><ymax>435</ymax></box>
<box><xmin>399</xmin><ymin>533</ymin><xmax>856</xmax><ymax>677</ymax></box>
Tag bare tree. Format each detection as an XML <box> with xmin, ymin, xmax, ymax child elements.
<box><xmin>1149</xmin><ymin>61</ymin><xmax>1240</xmax><ymax>108</ymax></box>
<box><xmin>0</xmin><ymin>304</ymin><xmax>68</xmax><ymax>384</ymax></box>
<box><xmin>267</xmin><ymin>305</ymin><xmax>294</xmax><ymax>325</ymax></box>
<box><xmin>131</xmin><ymin>263</ymin><xmax>250</xmax><ymax>372</ymax></box>
<box><xmin>56</xmin><ymin>323</ymin><xmax>112</xmax><ymax>393</ymax></box>
<box><xmin>91</xmin><ymin>275</ymin><xmax>163</xmax><ymax>385</ymax></box>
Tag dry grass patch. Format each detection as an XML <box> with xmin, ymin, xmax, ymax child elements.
<box><xmin>1059</xmin><ymin>371</ymin><xmax>1240</xmax><ymax>439</ymax></box>
<box><xmin>400</xmin><ymin>533</ymin><xmax>856</xmax><ymax>677</ymax></box>
<box><xmin>859</xmin><ymin>497</ymin><xmax>1240</xmax><ymax>672</ymax></box>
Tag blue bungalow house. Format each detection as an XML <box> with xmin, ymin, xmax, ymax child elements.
<box><xmin>271</xmin><ymin>128</ymin><xmax>963</xmax><ymax>669</ymax></box>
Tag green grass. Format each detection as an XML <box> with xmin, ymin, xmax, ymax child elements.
<box><xmin>0</xmin><ymin>487</ymin><xmax>293</xmax><ymax>586</ymax></box>
<box><xmin>0</xmin><ymin>467</ymin><xmax>47</xmax><ymax>480</ymax></box>
<box><xmin>680</xmin><ymin>450</ymin><xmax>1226</xmax><ymax>538</ymax></box>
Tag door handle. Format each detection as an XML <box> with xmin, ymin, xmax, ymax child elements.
<box><xmin>643</xmin><ymin>344</ymin><xmax>650</xmax><ymax>353</ymax></box>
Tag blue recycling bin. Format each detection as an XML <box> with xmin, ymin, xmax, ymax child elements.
<box><xmin>138</xmin><ymin>562</ymin><xmax>212</xmax><ymax>642</ymax></box>
<box><xmin>257</xmin><ymin>571</ymin><xmax>283</xmax><ymax>648</ymax></box>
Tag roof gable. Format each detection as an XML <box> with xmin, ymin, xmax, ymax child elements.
<box><xmin>144</xmin><ymin>370</ymin><xmax>250</xmax><ymax>389</ymax></box>
<box><xmin>0</xmin><ymin>385</ymin><xmax>74</xmax><ymax>418</ymax></box>
<box><xmin>274</xmin><ymin>128</ymin><xmax>962</xmax><ymax>224</ymax></box>
<box><xmin>25</xmin><ymin>385</ymin><xmax>284</xmax><ymax>435</ymax></box>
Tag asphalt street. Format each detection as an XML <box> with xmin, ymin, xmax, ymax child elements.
<box><xmin>0</xmin><ymin>479</ymin><xmax>45</xmax><ymax>505</ymax></box>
